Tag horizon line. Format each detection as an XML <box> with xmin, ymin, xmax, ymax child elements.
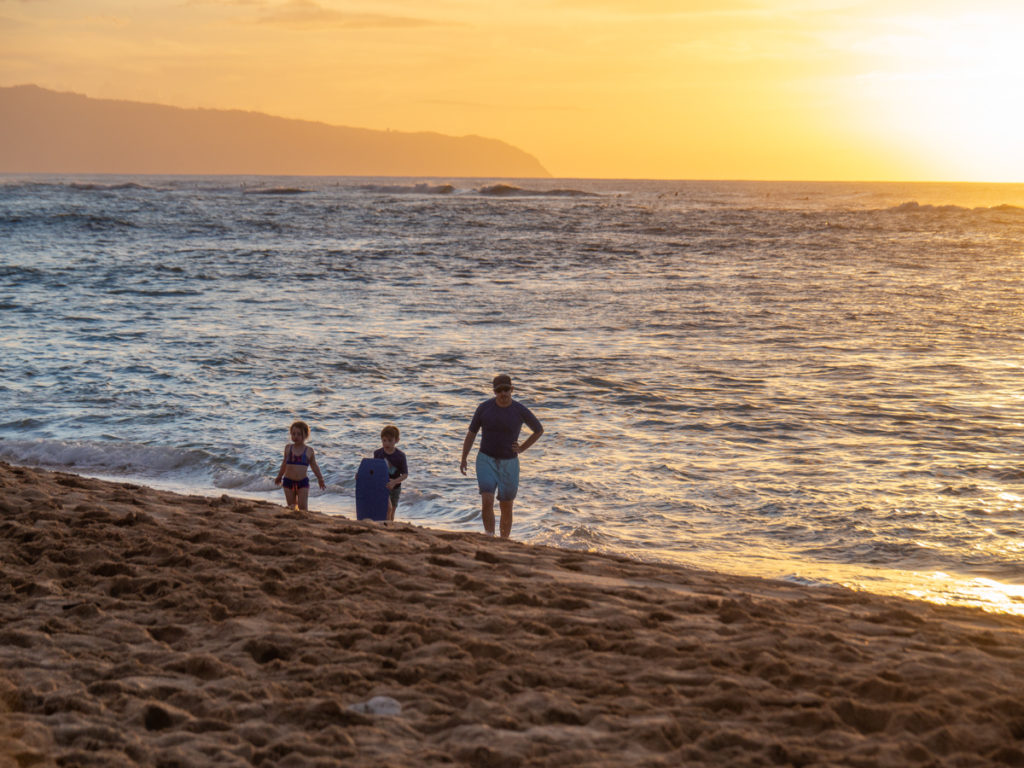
<box><xmin>1</xmin><ymin>170</ymin><xmax>1022</xmax><ymax>186</ymax></box>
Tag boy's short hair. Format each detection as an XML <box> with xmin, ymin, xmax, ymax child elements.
<box><xmin>291</xmin><ymin>420</ymin><xmax>310</xmax><ymax>438</ymax></box>
<box><xmin>492</xmin><ymin>374</ymin><xmax>513</xmax><ymax>389</ymax></box>
<box><xmin>381</xmin><ymin>425</ymin><xmax>400</xmax><ymax>441</ymax></box>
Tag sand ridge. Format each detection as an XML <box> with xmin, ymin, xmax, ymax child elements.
<box><xmin>1</xmin><ymin>461</ymin><xmax>1023</xmax><ymax>767</ymax></box>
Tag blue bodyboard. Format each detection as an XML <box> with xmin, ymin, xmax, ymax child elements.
<box><xmin>355</xmin><ymin>458</ymin><xmax>390</xmax><ymax>521</ymax></box>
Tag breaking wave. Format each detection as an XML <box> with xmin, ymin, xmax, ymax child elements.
<box><xmin>887</xmin><ymin>201</ymin><xmax>1024</xmax><ymax>215</ymax></box>
<box><xmin>359</xmin><ymin>183</ymin><xmax>456</xmax><ymax>195</ymax></box>
<box><xmin>476</xmin><ymin>184</ymin><xmax>599</xmax><ymax>197</ymax></box>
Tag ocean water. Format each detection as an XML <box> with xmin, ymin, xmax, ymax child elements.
<box><xmin>3</xmin><ymin>174</ymin><xmax>1024</xmax><ymax>614</ymax></box>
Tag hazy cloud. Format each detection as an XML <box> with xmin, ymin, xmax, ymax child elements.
<box><xmin>184</xmin><ymin>0</ymin><xmax>277</xmax><ymax>7</ymax></box>
<box><xmin>547</xmin><ymin>0</ymin><xmax>762</xmax><ymax>14</ymax></box>
<box><xmin>545</xmin><ymin>0</ymin><xmax>869</xmax><ymax>16</ymax></box>
<box><xmin>423</xmin><ymin>98</ymin><xmax>586</xmax><ymax>113</ymax></box>
<box><xmin>258</xmin><ymin>0</ymin><xmax>437</xmax><ymax>28</ymax></box>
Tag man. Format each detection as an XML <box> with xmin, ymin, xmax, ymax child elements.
<box><xmin>459</xmin><ymin>374</ymin><xmax>544</xmax><ymax>538</ymax></box>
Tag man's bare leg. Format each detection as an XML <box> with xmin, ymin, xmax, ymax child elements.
<box><xmin>499</xmin><ymin>499</ymin><xmax>514</xmax><ymax>539</ymax></box>
<box><xmin>481</xmin><ymin>492</ymin><xmax>496</xmax><ymax>535</ymax></box>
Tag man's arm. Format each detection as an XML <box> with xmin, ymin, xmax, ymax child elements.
<box><xmin>515</xmin><ymin>406</ymin><xmax>544</xmax><ymax>455</ymax></box>
<box><xmin>459</xmin><ymin>430</ymin><xmax>478</xmax><ymax>475</ymax></box>
<box><xmin>515</xmin><ymin>425</ymin><xmax>543</xmax><ymax>455</ymax></box>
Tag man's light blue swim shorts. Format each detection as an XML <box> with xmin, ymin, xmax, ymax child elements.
<box><xmin>475</xmin><ymin>453</ymin><xmax>520</xmax><ymax>501</ymax></box>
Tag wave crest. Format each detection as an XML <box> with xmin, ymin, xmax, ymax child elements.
<box><xmin>477</xmin><ymin>184</ymin><xmax>598</xmax><ymax>197</ymax></box>
<box><xmin>68</xmin><ymin>181</ymin><xmax>154</xmax><ymax>192</ymax></box>
<box><xmin>359</xmin><ymin>183</ymin><xmax>456</xmax><ymax>195</ymax></box>
<box><xmin>243</xmin><ymin>187</ymin><xmax>309</xmax><ymax>195</ymax></box>
<box><xmin>888</xmin><ymin>201</ymin><xmax>1024</xmax><ymax>215</ymax></box>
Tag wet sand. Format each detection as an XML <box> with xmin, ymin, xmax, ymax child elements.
<box><xmin>2</xmin><ymin>461</ymin><xmax>1023</xmax><ymax>767</ymax></box>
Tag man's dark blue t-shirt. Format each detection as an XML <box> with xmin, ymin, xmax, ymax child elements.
<box><xmin>469</xmin><ymin>399</ymin><xmax>542</xmax><ymax>460</ymax></box>
<box><xmin>373</xmin><ymin>447</ymin><xmax>408</xmax><ymax>485</ymax></box>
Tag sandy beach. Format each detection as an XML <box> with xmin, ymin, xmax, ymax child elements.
<box><xmin>2</xmin><ymin>461</ymin><xmax>1023</xmax><ymax>767</ymax></box>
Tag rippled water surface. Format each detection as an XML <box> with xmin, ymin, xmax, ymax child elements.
<box><xmin>3</xmin><ymin>175</ymin><xmax>1024</xmax><ymax>613</ymax></box>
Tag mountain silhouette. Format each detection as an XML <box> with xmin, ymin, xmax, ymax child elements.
<box><xmin>0</xmin><ymin>85</ymin><xmax>549</xmax><ymax>178</ymax></box>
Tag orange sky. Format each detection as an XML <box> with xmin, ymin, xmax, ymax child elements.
<box><xmin>2</xmin><ymin>0</ymin><xmax>1022</xmax><ymax>181</ymax></box>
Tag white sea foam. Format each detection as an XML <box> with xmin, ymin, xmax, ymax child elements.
<box><xmin>0</xmin><ymin>439</ymin><xmax>212</xmax><ymax>478</ymax></box>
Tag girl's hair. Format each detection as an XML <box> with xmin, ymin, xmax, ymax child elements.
<box><xmin>291</xmin><ymin>420</ymin><xmax>310</xmax><ymax>438</ymax></box>
<box><xmin>381</xmin><ymin>425</ymin><xmax>400</xmax><ymax>441</ymax></box>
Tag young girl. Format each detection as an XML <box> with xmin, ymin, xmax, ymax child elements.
<box><xmin>274</xmin><ymin>420</ymin><xmax>326</xmax><ymax>511</ymax></box>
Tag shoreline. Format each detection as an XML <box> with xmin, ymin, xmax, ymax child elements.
<box><xmin>10</xmin><ymin>459</ymin><xmax>1022</xmax><ymax>619</ymax></box>
<box><xmin>2</xmin><ymin>461</ymin><xmax>1023</xmax><ymax>766</ymax></box>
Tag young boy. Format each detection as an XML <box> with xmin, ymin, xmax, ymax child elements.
<box><xmin>374</xmin><ymin>425</ymin><xmax>409</xmax><ymax>521</ymax></box>
<box><xmin>274</xmin><ymin>420</ymin><xmax>326</xmax><ymax>511</ymax></box>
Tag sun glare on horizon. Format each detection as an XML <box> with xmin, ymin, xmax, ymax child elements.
<box><xmin>843</xmin><ymin>10</ymin><xmax>1024</xmax><ymax>182</ymax></box>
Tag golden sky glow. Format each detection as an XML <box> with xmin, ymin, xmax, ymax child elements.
<box><xmin>2</xmin><ymin>0</ymin><xmax>1022</xmax><ymax>181</ymax></box>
